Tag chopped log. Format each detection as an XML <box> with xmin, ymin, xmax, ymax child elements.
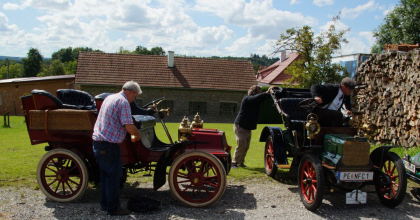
<box><xmin>353</xmin><ymin>49</ymin><xmax>420</xmax><ymax>148</ymax></box>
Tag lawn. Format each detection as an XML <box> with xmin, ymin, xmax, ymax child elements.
<box><xmin>0</xmin><ymin>116</ymin><xmax>276</xmax><ymax>187</ymax></box>
<box><xmin>0</xmin><ymin>116</ymin><xmax>419</xmax><ymax>188</ymax></box>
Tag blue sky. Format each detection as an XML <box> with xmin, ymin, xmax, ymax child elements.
<box><xmin>0</xmin><ymin>0</ymin><xmax>399</xmax><ymax>58</ymax></box>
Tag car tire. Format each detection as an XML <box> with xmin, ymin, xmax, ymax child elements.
<box><xmin>374</xmin><ymin>151</ymin><xmax>407</xmax><ymax>208</ymax></box>
<box><xmin>264</xmin><ymin>136</ymin><xmax>278</xmax><ymax>177</ymax></box>
<box><xmin>298</xmin><ymin>153</ymin><xmax>325</xmax><ymax>211</ymax></box>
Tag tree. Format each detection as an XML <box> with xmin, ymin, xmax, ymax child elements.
<box><xmin>52</xmin><ymin>47</ymin><xmax>103</xmax><ymax>62</ymax></box>
<box><xmin>22</xmin><ymin>48</ymin><xmax>43</xmax><ymax>77</ymax></box>
<box><xmin>249</xmin><ymin>54</ymin><xmax>279</xmax><ymax>72</ymax></box>
<box><xmin>274</xmin><ymin>17</ymin><xmax>348</xmax><ymax>88</ymax></box>
<box><xmin>150</xmin><ymin>47</ymin><xmax>166</xmax><ymax>55</ymax></box>
<box><xmin>372</xmin><ymin>0</ymin><xmax>420</xmax><ymax>53</ymax></box>
<box><xmin>131</xmin><ymin>45</ymin><xmax>166</xmax><ymax>55</ymax></box>
<box><xmin>0</xmin><ymin>62</ymin><xmax>23</xmax><ymax>79</ymax></box>
<box><xmin>38</xmin><ymin>60</ymin><xmax>65</xmax><ymax>76</ymax></box>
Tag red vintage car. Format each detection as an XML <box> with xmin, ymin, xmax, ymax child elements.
<box><xmin>21</xmin><ymin>89</ymin><xmax>231</xmax><ymax>207</ymax></box>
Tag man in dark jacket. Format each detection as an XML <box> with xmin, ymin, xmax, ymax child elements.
<box><xmin>311</xmin><ymin>77</ymin><xmax>356</xmax><ymax>126</ymax></box>
<box><xmin>232</xmin><ymin>85</ymin><xmax>271</xmax><ymax>167</ymax></box>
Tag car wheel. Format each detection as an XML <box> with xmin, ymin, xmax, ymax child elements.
<box><xmin>298</xmin><ymin>153</ymin><xmax>325</xmax><ymax>211</ymax></box>
<box><xmin>374</xmin><ymin>152</ymin><xmax>407</xmax><ymax>208</ymax></box>
<box><xmin>37</xmin><ymin>148</ymin><xmax>89</xmax><ymax>202</ymax></box>
<box><xmin>168</xmin><ymin>151</ymin><xmax>227</xmax><ymax>207</ymax></box>
<box><xmin>264</xmin><ymin>136</ymin><xmax>277</xmax><ymax>177</ymax></box>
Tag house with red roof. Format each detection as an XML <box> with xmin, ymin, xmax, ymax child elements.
<box><xmin>75</xmin><ymin>52</ymin><xmax>256</xmax><ymax>122</ymax></box>
<box><xmin>256</xmin><ymin>52</ymin><xmax>299</xmax><ymax>86</ymax></box>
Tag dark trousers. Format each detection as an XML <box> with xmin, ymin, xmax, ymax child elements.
<box><xmin>93</xmin><ymin>141</ymin><xmax>122</xmax><ymax>213</ymax></box>
<box><xmin>313</xmin><ymin>108</ymin><xmax>344</xmax><ymax>127</ymax></box>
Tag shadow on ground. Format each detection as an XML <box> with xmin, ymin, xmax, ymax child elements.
<box><xmin>287</xmin><ymin>185</ymin><xmax>420</xmax><ymax>220</ymax></box>
<box><xmin>43</xmin><ymin>182</ymin><xmax>256</xmax><ymax>219</ymax></box>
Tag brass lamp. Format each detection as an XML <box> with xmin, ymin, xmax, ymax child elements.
<box><xmin>178</xmin><ymin>116</ymin><xmax>192</xmax><ymax>141</ymax></box>
<box><xmin>305</xmin><ymin>113</ymin><xmax>321</xmax><ymax>139</ymax></box>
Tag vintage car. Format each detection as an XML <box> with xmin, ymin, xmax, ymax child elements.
<box><xmin>21</xmin><ymin>89</ymin><xmax>231</xmax><ymax>207</ymax></box>
<box><xmin>403</xmin><ymin>153</ymin><xmax>420</xmax><ymax>201</ymax></box>
<box><xmin>259</xmin><ymin>87</ymin><xmax>407</xmax><ymax>211</ymax></box>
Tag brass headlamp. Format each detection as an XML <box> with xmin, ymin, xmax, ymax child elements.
<box><xmin>305</xmin><ymin>113</ymin><xmax>321</xmax><ymax>139</ymax></box>
<box><xmin>191</xmin><ymin>112</ymin><xmax>204</xmax><ymax>129</ymax></box>
<box><xmin>178</xmin><ymin>116</ymin><xmax>192</xmax><ymax>141</ymax></box>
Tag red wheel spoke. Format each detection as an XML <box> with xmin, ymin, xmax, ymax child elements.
<box><xmin>176</xmin><ymin>180</ymin><xmax>191</xmax><ymax>184</ymax></box>
<box><xmin>62</xmin><ymin>182</ymin><xmax>66</xmax><ymax>195</ymax></box>
<box><xmin>46</xmin><ymin>167</ymin><xmax>58</xmax><ymax>173</ymax></box>
<box><xmin>177</xmin><ymin>173</ymin><xmax>189</xmax><ymax>179</ymax></box>
<box><xmin>390</xmin><ymin>164</ymin><xmax>396</xmax><ymax>175</ymax></box>
<box><xmin>45</xmin><ymin>175</ymin><xmax>56</xmax><ymax>178</ymax></box>
<box><xmin>65</xmin><ymin>181</ymin><xmax>74</xmax><ymax>193</ymax></box>
<box><xmin>68</xmin><ymin>178</ymin><xmax>80</xmax><ymax>186</ymax></box>
<box><xmin>311</xmin><ymin>179</ymin><xmax>317</xmax><ymax>184</ymax></box>
<box><xmin>47</xmin><ymin>179</ymin><xmax>58</xmax><ymax>186</ymax></box>
<box><xmin>54</xmin><ymin>182</ymin><xmax>60</xmax><ymax>193</ymax></box>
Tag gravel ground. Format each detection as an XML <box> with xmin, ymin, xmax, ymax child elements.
<box><xmin>0</xmin><ymin>177</ymin><xmax>419</xmax><ymax>220</ymax></box>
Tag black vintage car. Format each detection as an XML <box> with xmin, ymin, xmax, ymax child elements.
<box><xmin>259</xmin><ymin>87</ymin><xmax>407</xmax><ymax>211</ymax></box>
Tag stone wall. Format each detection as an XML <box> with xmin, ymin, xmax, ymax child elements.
<box><xmin>78</xmin><ymin>84</ymin><xmax>246</xmax><ymax>123</ymax></box>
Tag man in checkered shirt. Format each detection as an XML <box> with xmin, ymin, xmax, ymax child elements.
<box><xmin>92</xmin><ymin>81</ymin><xmax>143</xmax><ymax>216</ymax></box>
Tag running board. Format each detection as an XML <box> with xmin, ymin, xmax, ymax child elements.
<box><xmin>277</xmin><ymin>164</ymin><xmax>291</xmax><ymax>169</ymax></box>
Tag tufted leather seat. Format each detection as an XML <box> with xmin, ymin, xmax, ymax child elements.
<box><xmin>31</xmin><ymin>89</ymin><xmax>63</xmax><ymax>110</ymax></box>
<box><xmin>56</xmin><ymin>89</ymin><xmax>96</xmax><ymax>110</ymax></box>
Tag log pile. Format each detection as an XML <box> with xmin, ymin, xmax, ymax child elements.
<box><xmin>353</xmin><ymin>49</ymin><xmax>420</xmax><ymax>147</ymax></box>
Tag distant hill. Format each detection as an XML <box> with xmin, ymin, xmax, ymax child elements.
<box><xmin>0</xmin><ymin>56</ymin><xmax>23</xmax><ymax>61</ymax></box>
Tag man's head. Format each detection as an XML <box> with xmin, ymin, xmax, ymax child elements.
<box><xmin>248</xmin><ymin>85</ymin><xmax>262</xmax><ymax>96</ymax></box>
<box><xmin>340</xmin><ymin>77</ymin><xmax>356</xmax><ymax>96</ymax></box>
<box><xmin>122</xmin><ymin>81</ymin><xmax>142</xmax><ymax>103</ymax></box>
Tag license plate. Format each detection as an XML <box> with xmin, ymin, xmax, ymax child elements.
<box><xmin>403</xmin><ymin>160</ymin><xmax>416</xmax><ymax>173</ymax></box>
<box><xmin>346</xmin><ymin>190</ymin><xmax>367</xmax><ymax>204</ymax></box>
<box><xmin>338</xmin><ymin>172</ymin><xmax>373</xmax><ymax>181</ymax></box>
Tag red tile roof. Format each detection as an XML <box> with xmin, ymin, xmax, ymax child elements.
<box><xmin>257</xmin><ymin>53</ymin><xmax>299</xmax><ymax>85</ymax></box>
<box><xmin>75</xmin><ymin>52</ymin><xmax>256</xmax><ymax>91</ymax></box>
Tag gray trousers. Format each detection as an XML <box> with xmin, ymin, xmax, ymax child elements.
<box><xmin>232</xmin><ymin>124</ymin><xmax>252</xmax><ymax>165</ymax></box>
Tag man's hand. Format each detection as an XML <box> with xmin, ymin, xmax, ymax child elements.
<box><xmin>314</xmin><ymin>96</ymin><xmax>323</xmax><ymax>104</ymax></box>
<box><xmin>125</xmin><ymin>124</ymin><xmax>141</xmax><ymax>142</ymax></box>
<box><xmin>131</xmin><ymin>135</ymin><xmax>141</xmax><ymax>142</ymax></box>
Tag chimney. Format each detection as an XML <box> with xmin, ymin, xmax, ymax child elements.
<box><xmin>280</xmin><ymin>50</ymin><xmax>286</xmax><ymax>62</ymax></box>
<box><xmin>167</xmin><ymin>51</ymin><xmax>174</xmax><ymax>68</ymax></box>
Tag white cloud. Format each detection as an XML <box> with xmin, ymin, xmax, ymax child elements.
<box><xmin>313</xmin><ymin>0</ymin><xmax>334</xmax><ymax>7</ymax></box>
<box><xmin>290</xmin><ymin>0</ymin><xmax>299</xmax><ymax>5</ymax></box>
<box><xmin>320</xmin><ymin>20</ymin><xmax>349</xmax><ymax>32</ymax></box>
<box><xmin>341</xmin><ymin>0</ymin><xmax>377</xmax><ymax>19</ymax></box>
<box><xmin>194</xmin><ymin>0</ymin><xmax>316</xmax><ymax>39</ymax></box>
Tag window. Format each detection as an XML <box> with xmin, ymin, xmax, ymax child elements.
<box><xmin>189</xmin><ymin>102</ymin><xmax>207</xmax><ymax>115</ymax></box>
<box><xmin>219</xmin><ymin>102</ymin><xmax>237</xmax><ymax>116</ymax></box>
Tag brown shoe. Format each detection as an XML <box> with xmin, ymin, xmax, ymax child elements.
<box><xmin>109</xmin><ymin>208</ymin><xmax>130</xmax><ymax>216</ymax></box>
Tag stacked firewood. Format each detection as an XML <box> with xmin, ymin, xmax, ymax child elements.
<box><xmin>353</xmin><ymin>49</ymin><xmax>420</xmax><ymax>147</ymax></box>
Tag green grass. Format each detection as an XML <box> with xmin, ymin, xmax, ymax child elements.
<box><xmin>0</xmin><ymin>116</ymin><xmax>276</xmax><ymax>187</ymax></box>
<box><xmin>1</xmin><ymin>116</ymin><xmax>419</xmax><ymax>188</ymax></box>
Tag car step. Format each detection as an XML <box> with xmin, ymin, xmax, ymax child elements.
<box><xmin>277</xmin><ymin>164</ymin><xmax>291</xmax><ymax>169</ymax></box>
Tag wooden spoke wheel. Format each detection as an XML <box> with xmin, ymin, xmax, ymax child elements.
<box><xmin>298</xmin><ymin>154</ymin><xmax>325</xmax><ymax>211</ymax></box>
<box><xmin>168</xmin><ymin>151</ymin><xmax>227</xmax><ymax>207</ymax></box>
<box><xmin>264</xmin><ymin>136</ymin><xmax>277</xmax><ymax>177</ymax></box>
<box><xmin>374</xmin><ymin>152</ymin><xmax>407</xmax><ymax>208</ymax></box>
<box><xmin>37</xmin><ymin>149</ymin><xmax>89</xmax><ymax>202</ymax></box>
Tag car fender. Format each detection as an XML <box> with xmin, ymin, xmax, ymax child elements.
<box><xmin>370</xmin><ymin>146</ymin><xmax>394</xmax><ymax>167</ymax></box>
<box><xmin>259</xmin><ymin>126</ymin><xmax>288</xmax><ymax>165</ymax></box>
